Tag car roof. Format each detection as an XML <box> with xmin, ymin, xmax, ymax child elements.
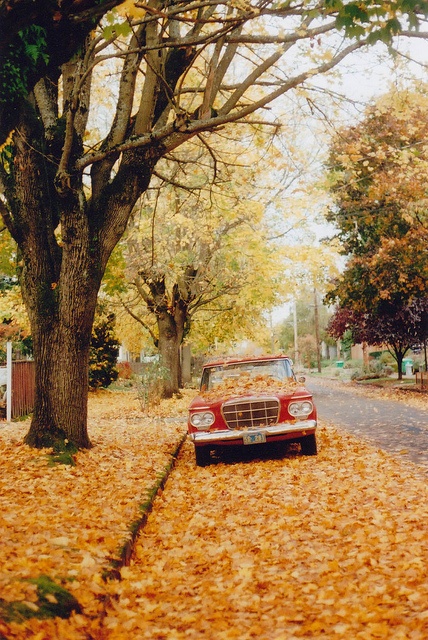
<box><xmin>202</xmin><ymin>355</ymin><xmax>292</xmax><ymax>368</ymax></box>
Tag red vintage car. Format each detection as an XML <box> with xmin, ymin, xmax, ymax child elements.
<box><xmin>188</xmin><ymin>355</ymin><xmax>317</xmax><ymax>466</ymax></box>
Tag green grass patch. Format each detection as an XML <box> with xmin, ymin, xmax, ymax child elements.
<box><xmin>0</xmin><ymin>575</ymin><xmax>82</xmax><ymax>622</ymax></box>
<box><xmin>46</xmin><ymin>438</ymin><xmax>79</xmax><ymax>467</ymax></box>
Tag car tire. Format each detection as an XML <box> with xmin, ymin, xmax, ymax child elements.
<box><xmin>195</xmin><ymin>446</ymin><xmax>211</xmax><ymax>467</ymax></box>
<box><xmin>300</xmin><ymin>433</ymin><xmax>317</xmax><ymax>456</ymax></box>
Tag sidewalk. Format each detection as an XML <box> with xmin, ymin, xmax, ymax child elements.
<box><xmin>0</xmin><ymin>389</ymin><xmax>191</xmax><ymax>639</ymax></box>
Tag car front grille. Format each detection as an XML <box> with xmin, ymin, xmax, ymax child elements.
<box><xmin>222</xmin><ymin>397</ymin><xmax>280</xmax><ymax>430</ymax></box>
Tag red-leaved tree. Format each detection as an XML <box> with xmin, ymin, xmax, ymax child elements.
<box><xmin>327</xmin><ymin>299</ymin><xmax>428</xmax><ymax>379</ymax></box>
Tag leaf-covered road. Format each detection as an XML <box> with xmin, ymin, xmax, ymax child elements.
<box><xmin>101</xmin><ymin>424</ymin><xmax>428</xmax><ymax>639</ymax></box>
<box><xmin>307</xmin><ymin>377</ymin><xmax>428</xmax><ymax>471</ymax></box>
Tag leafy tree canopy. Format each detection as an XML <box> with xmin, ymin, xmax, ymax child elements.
<box><xmin>104</xmin><ymin>135</ymin><xmax>285</xmax><ymax>386</ymax></box>
<box><xmin>279</xmin><ymin>292</ymin><xmax>335</xmax><ymax>354</ymax></box>
<box><xmin>325</xmin><ymin>86</ymin><xmax>428</xmax><ymax>314</ymax></box>
<box><xmin>1</xmin><ymin>0</ymin><xmax>428</xmax><ymax>146</ymax></box>
<box><xmin>2</xmin><ymin>0</ymin><xmax>428</xmax><ymax>447</ymax></box>
<box><xmin>89</xmin><ymin>311</ymin><xmax>120</xmax><ymax>389</ymax></box>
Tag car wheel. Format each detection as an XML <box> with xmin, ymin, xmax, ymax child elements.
<box><xmin>300</xmin><ymin>433</ymin><xmax>317</xmax><ymax>456</ymax></box>
<box><xmin>195</xmin><ymin>446</ymin><xmax>211</xmax><ymax>467</ymax></box>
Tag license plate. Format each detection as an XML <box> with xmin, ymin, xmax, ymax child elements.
<box><xmin>243</xmin><ymin>431</ymin><xmax>266</xmax><ymax>445</ymax></box>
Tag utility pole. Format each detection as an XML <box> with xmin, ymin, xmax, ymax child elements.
<box><xmin>293</xmin><ymin>300</ymin><xmax>299</xmax><ymax>367</ymax></box>
<box><xmin>314</xmin><ymin>288</ymin><xmax>321</xmax><ymax>373</ymax></box>
<box><xmin>268</xmin><ymin>313</ymin><xmax>275</xmax><ymax>353</ymax></box>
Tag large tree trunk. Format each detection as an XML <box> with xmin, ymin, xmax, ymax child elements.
<box><xmin>22</xmin><ymin>248</ymin><xmax>100</xmax><ymax>447</ymax></box>
<box><xmin>7</xmin><ymin>102</ymin><xmax>100</xmax><ymax>449</ymax></box>
<box><xmin>25</xmin><ymin>302</ymin><xmax>96</xmax><ymax>449</ymax></box>
<box><xmin>18</xmin><ymin>198</ymin><xmax>103</xmax><ymax>447</ymax></box>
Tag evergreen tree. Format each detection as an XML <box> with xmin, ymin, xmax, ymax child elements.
<box><xmin>89</xmin><ymin>314</ymin><xmax>120</xmax><ymax>390</ymax></box>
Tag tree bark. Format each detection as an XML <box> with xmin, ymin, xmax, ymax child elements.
<box><xmin>389</xmin><ymin>344</ymin><xmax>409</xmax><ymax>382</ymax></box>
<box><xmin>25</xmin><ymin>302</ymin><xmax>95</xmax><ymax>449</ymax></box>
<box><xmin>157</xmin><ymin>306</ymin><xmax>186</xmax><ymax>397</ymax></box>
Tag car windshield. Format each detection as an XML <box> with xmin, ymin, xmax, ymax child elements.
<box><xmin>201</xmin><ymin>359</ymin><xmax>294</xmax><ymax>391</ymax></box>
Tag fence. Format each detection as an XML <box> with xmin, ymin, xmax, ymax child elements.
<box><xmin>0</xmin><ymin>342</ymin><xmax>35</xmax><ymax>420</ymax></box>
<box><xmin>11</xmin><ymin>360</ymin><xmax>35</xmax><ymax>419</ymax></box>
<box><xmin>416</xmin><ymin>371</ymin><xmax>428</xmax><ymax>390</ymax></box>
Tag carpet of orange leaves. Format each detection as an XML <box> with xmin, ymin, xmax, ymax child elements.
<box><xmin>101</xmin><ymin>426</ymin><xmax>428</xmax><ymax>640</ymax></box>
<box><xmin>0</xmin><ymin>388</ymin><xmax>190</xmax><ymax>639</ymax></box>
<box><xmin>352</xmin><ymin>382</ymin><xmax>428</xmax><ymax>412</ymax></box>
<box><xmin>1</xmin><ymin>385</ymin><xmax>428</xmax><ymax>639</ymax></box>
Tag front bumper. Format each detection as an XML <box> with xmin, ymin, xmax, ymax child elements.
<box><xmin>188</xmin><ymin>419</ymin><xmax>317</xmax><ymax>446</ymax></box>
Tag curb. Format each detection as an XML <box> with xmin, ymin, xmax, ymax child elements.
<box><xmin>102</xmin><ymin>429</ymin><xmax>188</xmax><ymax>581</ymax></box>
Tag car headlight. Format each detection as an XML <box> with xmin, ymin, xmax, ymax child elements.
<box><xmin>288</xmin><ymin>401</ymin><xmax>313</xmax><ymax>418</ymax></box>
<box><xmin>190</xmin><ymin>411</ymin><xmax>215</xmax><ymax>430</ymax></box>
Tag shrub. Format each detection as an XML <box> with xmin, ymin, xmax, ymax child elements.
<box><xmin>351</xmin><ymin>371</ymin><xmax>382</xmax><ymax>381</ymax></box>
<box><xmin>89</xmin><ymin>314</ymin><xmax>120</xmax><ymax>389</ymax></box>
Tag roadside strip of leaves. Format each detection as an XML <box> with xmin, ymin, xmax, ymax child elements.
<box><xmin>310</xmin><ymin>375</ymin><xmax>428</xmax><ymax>411</ymax></box>
<box><xmin>0</xmin><ymin>389</ymin><xmax>190</xmax><ymax>639</ymax></box>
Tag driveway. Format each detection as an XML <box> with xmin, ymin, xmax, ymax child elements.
<box><xmin>306</xmin><ymin>377</ymin><xmax>428</xmax><ymax>471</ymax></box>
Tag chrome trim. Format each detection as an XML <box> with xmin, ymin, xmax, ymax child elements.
<box><xmin>189</xmin><ymin>404</ymin><xmax>212</xmax><ymax>411</ymax></box>
<box><xmin>221</xmin><ymin>396</ymin><xmax>280</xmax><ymax>430</ymax></box>
<box><xmin>189</xmin><ymin>419</ymin><xmax>317</xmax><ymax>444</ymax></box>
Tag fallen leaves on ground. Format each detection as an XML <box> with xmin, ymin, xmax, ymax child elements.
<box><xmin>101</xmin><ymin>426</ymin><xmax>428</xmax><ymax>640</ymax></box>
<box><xmin>312</xmin><ymin>375</ymin><xmax>427</xmax><ymax>412</ymax></box>
<box><xmin>0</xmin><ymin>388</ymin><xmax>190</xmax><ymax>639</ymax></box>
<box><xmin>2</xmin><ymin>386</ymin><xmax>428</xmax><ymax>639</ymax></box>
<box><xmin>355</xmin><ymin>384</ymin><xmax>428</xmax><ymax>412</ymax></box>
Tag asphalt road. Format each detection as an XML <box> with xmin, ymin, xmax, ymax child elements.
<box><xmin>306</xmin><ymin>377</ymin><xmax>428</xmax><ymax>472</ymax></box>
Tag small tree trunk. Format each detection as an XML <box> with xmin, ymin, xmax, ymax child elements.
<box><xmin>393</xmin><ymin>346</ymin><xmax>408</xmax><ymax>382</ymax></box>
<box><xmin>157</xmin><ymin>308</ymin><xmax>186</xmax><ymax>398</ymax></box>
<box><xmin>396</xmin><ymin>353</ymin><xmax>404</xmax><ymax>381</ymax></box>
<box><xmin>362</xmin><ymin>342</ymin><xmax>369</xmax><ymax>368</ymax></box>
